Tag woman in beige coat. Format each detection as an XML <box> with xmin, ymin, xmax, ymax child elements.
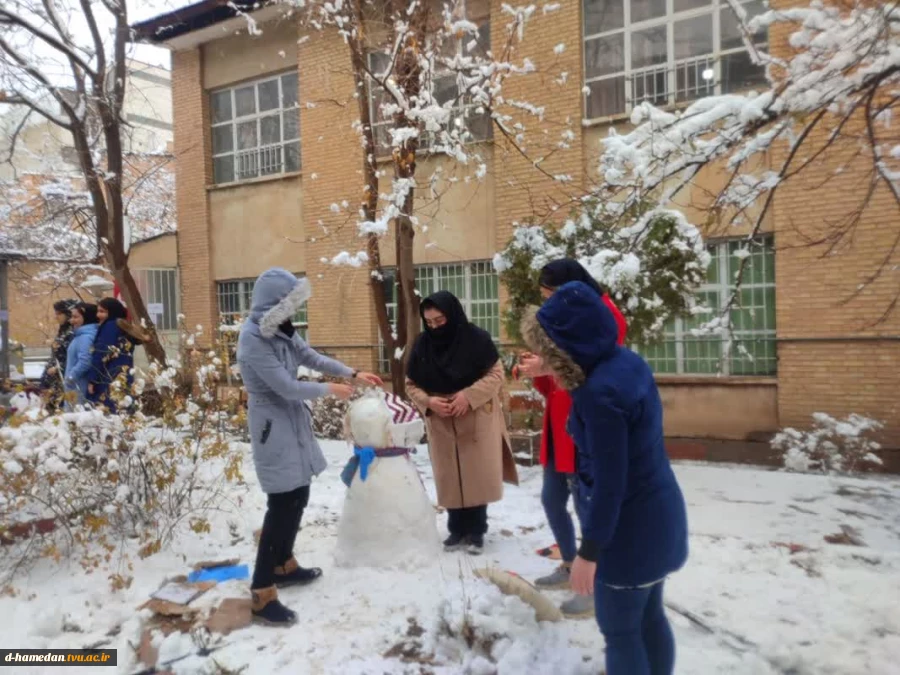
<box><xmin>406</xmin><ymin>291</ymin><xmax>518</xmax><ymax>555</ymax></box>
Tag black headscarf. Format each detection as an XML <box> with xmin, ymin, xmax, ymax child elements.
<box><xmin>74</xmin><ymin>302</ymin><xmax>99</xmax><ymax>325</ymax></box>
<box><xmin>53</xmin><ymin>299</ymin><xmax>77</xmax><ymax>338</ymax></box>
<box><xmin>98</xmin><ymin>298</ymin><xmax>127</xmax><ymax>323</ymax></box>
<box><xmin>539</xmin><ymin>259</ymin><xmax>605</xmax><ymax>297</ymax></box>
<box><xmin>53</xmin><ymin>299</ymin><xmax>77</xmax><ymax>317</ymax></box>
<box><xmin>406</xmin><ymin>290</ymin><xmax>499</xmax><ymax>395</ymax></box>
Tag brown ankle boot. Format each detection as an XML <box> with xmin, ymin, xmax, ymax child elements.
<box><xmin>273</xmin><ymin>558</ymin><xmax>298</xmax><ymax>576</ymax></box>
<box><xmin>250</xmin><ymin>586</ymin><xmax>297</xmax><ymax>626</ymax></box>
<box><xmin>273</xmin><ymin>557</ymin><xmax>323</xmax><ymax>589</ymax></box>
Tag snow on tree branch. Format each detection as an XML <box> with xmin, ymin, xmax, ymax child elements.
<box><xmin>599</xmin><ymin>1</ymin><xmax>900</xmax><ymax>239</ymax></box>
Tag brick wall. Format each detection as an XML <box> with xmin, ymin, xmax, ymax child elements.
<box><xmin>164</xmin><ymin>2</ymin><xmax>899</xmax><ymax>454</ymax></box>
<box><xmin>298</xmin><ymin>24</ymin><xmax>378</xmax><ymax>373</ymax></box>
<box><xmin>489</xmin><ymin>0</ymin><xmax>586</xmax><ymax>339</ymax></box>
<box><xmin>766</xmin><ymin>0</ymin><xmax>900</xmax><ymax>448</ymax></box>
<box><xmin>172</xmin><ymin>48</ymin><xmax>216</xmax><ymax>343</ymax></box>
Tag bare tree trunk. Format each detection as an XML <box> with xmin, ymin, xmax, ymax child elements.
<box><xmin>345</xmin><ymin>4</ymin><xmax>404</xmax><ymax>392</ymax></box>
<box><xmin>115</xmin><ymin>264</ymin><xmax>167</xmax><ymax>364</ymax></box>
<box><xmin>390</xmin><ymin>1</ymin><xmax>428</xmax><ymax>388</ymax></box>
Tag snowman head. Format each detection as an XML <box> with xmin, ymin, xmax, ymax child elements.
<box><xmin>345</xmin><ymin>393</ymin><xmax>393</xmax><ymax>449</ymax></box>
<box><xmin>344</xmin><ymin>390</ymin><xmax>424</xmax><ymax>449</ymax></box>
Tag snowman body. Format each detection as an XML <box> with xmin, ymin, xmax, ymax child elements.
<box><xmin>334</xmin><ymin>394</ymin><xmax>441</xmax><ymax>569</ymax></box>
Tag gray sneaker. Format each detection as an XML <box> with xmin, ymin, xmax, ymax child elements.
<box><xmin>534</xmin><ymin>564</ymin><xmax>571</xmax><ymax>590</ymax></box>
<box><xmin>560</xmin><ymin>593</ymin><xmax>595</xmax><ymax>619</ymax></box>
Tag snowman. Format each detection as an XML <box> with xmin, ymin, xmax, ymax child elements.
<box><xmin>334</xmin><ymin>390</ymin><xmax>441</xmax><ymax>569</ymax></box>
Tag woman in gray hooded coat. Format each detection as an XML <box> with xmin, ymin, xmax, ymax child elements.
<box><xmin>237</xmin><ymin>268</ymin><xmax>382</xmax><ymax>626</ymax></box>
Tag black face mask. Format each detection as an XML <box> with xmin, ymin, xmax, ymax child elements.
<box><xmin>279</xmin><ymin>320</ymin><xmax>296</xmax><ymax>337</ymax></box>
<box><xmin>428</xmin><ymin>322</ymin><xmax>454</xmax><ymax>343</ymax></box>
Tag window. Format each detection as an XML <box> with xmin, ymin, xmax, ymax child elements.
<box><xmin>582</xmin><ymin>0</ymin><xmax>768</xmax><ymax>119</ymax></box>
<box><xmin>216</xmin><ymin>278</ymin><xmax>308</xmax><ymax>339</ymax></box>
<box><xmin>367</xmin><ymin>20</ymin><xmax>492</xmax><ymax>156</ymax></box>
<box><xmin>209</xmin><ymin>72</ymin><xmax>301</xmax><ymax>184</ymax></box>
<box><xmin>134</xmin><ymin>268</ymin><xmax>179</xmax><ymax>332</ymax></box>
<box><xmin>639</xmin><ymin>237</ymin><xmax>776</xmax><ymax>376</ymax></box>
<box><xmin>378</xmin><ymin>261</ymin><xmax>500</xmax><ymax>372</ymax></box>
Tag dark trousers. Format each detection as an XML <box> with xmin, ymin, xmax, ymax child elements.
<box><xmin>447</xmin><ymin>505</ymin><xmax>488</xmax><ymax>537</ymax></box>
<box><xmin>251</xmin><ymin>485</ymin><xmax>310</xmax><ymax>590</ymax></box>
<box><xmin>594</xmin><ymin>581</ymin><xmax>676</xmax><ymax>675</ymax></box>
<box><xmin>540</xmin><ymin>465</ymin><xmax>584</xmax><ymax>564</ymax></box>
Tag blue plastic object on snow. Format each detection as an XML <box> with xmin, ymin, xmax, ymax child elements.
<box><xmin>187</xmin><ymin>564</ymin><xmax>249</xmax><ymax>584</ymax></box>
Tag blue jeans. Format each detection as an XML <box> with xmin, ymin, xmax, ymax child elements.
<box><xmin>595</xmin><ymin>581</ymin><xmax>675</xmax><ymax>675</ymax></box>
<box><xmin>541</xmin><ymin>465</ymin><xmax>583</xmax><ymax>563</ymax></box>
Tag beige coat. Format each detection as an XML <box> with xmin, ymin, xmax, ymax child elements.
<box><xmin>407</xmin><ymin>363</ymin><xmax>519</xmax><ymax>509</ymax></box>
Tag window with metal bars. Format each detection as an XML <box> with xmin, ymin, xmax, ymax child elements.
<box><xmin>216</xmin><ymin>278</ymin><xmax>308</xmax><ymax>339</ymax></box>
<box><xmin>583</xmin><ymin>0</ymin><xmax>769</xmax><ymax>119</ymax></box>
<box><xmin>637</xmin><ymin>236</ymin><xmax>776</xmax><ymax>376</ymax></box>
<box><xmin>377</xmin><ymin>261</ymin><xmax>500</xmax><ymax>373</ymax></box>
<box><xmin>133</xmin><ymin>268</ymin><xmax>179</xmax><ymax>332</ymax></box>
<box><xmin>209</xmin><ymin>72</ymin><xmax>301</xmax><ymax>184</ymax></box>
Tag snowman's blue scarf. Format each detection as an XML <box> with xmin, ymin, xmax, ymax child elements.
<box><xmin>340</xmin><ymin>446</ymin><xmax>413</xmax><ymax>488</ymax></box>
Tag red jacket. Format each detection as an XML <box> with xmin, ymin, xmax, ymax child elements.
<box><xmin>519</xmin><ymin>294</ymin><xmax>627</xmax><ymax>474</ymax></box>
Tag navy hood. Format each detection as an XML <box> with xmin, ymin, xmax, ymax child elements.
<box><xmin>522</xmin><ymin>281</ymin><xmax>620</xmax><ymax>390</ymax></box>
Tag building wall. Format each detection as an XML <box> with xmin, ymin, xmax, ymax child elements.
<box><xmin>172</xmin><ymin>48</ymin><xmax>216</xmax><ymax>341</ymax></box>
<box><xmin>165</xmin><ymin>2</ymin><xmax>899</xmax><ymax>453</ymax></box>
<box><xmin>209</xmin><ymin>177</ymin><xmax>306</xmax><ymax>280</ymax></box>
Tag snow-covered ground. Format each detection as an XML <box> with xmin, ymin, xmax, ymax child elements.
<box><xmin>2</xmin><ymin>440</ymin><xmax>899</xmax><ymax>674</ymax></box>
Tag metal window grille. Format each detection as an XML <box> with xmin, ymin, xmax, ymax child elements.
<box><xmin>210</xmin><ymin>72</ymin><xmax>301</xmax><ymax>185</ymax></box>
<box><xmin>583</xmin><ymin>0</ymin><xmax>769</xmax><ymax>120</ymax></box>
<box><xmin>377</xmin><ymin>261</ymin><xmax>501</xmax><ymax>373</ymax></box>
<box><xmin>637</xmin><ymin>236</ymin><xmax>776</xmax><ymax>376</ymax></box>
<box><xmin>133</xmin><ymin>268</ymin><xmax>179</xmax><ymax>332</ymax></box>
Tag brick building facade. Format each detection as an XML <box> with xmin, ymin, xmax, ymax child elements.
<box><xmin>133</xmin><ymin>0</ymin><xmax>899</xmax><ymax>458</ymax></box>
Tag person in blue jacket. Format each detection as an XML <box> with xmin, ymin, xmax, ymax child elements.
<box><xmin>64</xmin><ymin>302</ymin><xmax>99</xmax><ymax>409</ymax></box>
<box><xmin>522</xmin><ymin>280</ymin><xmax>688</xmax><ymax>675</ymax></box>
<box><xmin>87</xmin><ymin>298</ymin><xmax>136</xmax><ymax>413</ymax></box>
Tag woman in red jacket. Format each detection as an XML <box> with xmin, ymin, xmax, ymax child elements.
<box><xmin>516</xmin><ymin>259</ymin><xmax>626</xmax><ymax>618</ymax></box>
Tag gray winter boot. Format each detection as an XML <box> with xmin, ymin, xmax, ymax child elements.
<box><xmin>534</xmin><ymin>564</ymin><xmax>571</xmax><ymax>590</ymax></box>
<box><xmin>560</xmin><ymin>593</ymin><xmax>595</xmax><ymax>619</ymax></box>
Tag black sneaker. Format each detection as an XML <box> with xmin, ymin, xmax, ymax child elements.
<box><xmin>443</xmin><ymin>533</ymin><xmax>465</xmax><ymax>551</ymax></box>
<box><xmin>466</xmin><ymin>534</ymin><xmax>484</xmax><ymax>555</ymax></box>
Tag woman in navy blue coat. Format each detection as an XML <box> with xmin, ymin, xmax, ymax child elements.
<box><xmin>87</xmin><ymin>298</ymin><xmax>136</xmax><ymax>413</ymax></box>
<box><xmin>522</xmin><ymin>280</ymin><xmax>688</xmax><ymax>675</ymax></box>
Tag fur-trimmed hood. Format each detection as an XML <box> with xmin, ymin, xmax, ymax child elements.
<box><xmin>249</xmin><ymin>268</ymin><xmax>311</xmax><ymax>338</ymax></box>
<box><xmin>520</xmin><ymin>281</ymin><xmax>621</xmax><ymax>391</ymax></box>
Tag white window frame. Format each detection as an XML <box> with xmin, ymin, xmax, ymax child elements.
<box><xmin>134</xmin><ymin>267</ymin><xmax>180</xmax><ymax>333</ymax></box>
<box><xmin>582</xmin><ymin>0</ymin><xmax>769</xmax><ymax>121</ymax></box>
<box><xmin>209</xmin><ymin>72</ymin><xmax>301</xmax><ymax>185</ymax></box>
<box><xmin>640</xmin><ymin>236</ymin><xmax>776</xmax><ymax>376</ymax></box>
<box><xmin>378</xmin><ymin>261</ymin><xmax>500</xmax><ymax>372</ymax></box>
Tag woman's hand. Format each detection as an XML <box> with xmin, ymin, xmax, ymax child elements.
<box><xmin>353</xmin><ymin>371</ymin><xmax>384</xmax><ymax>387</ymax></box>
<box><xmin>518</xmin><ymin>353</ymin><xmax>546</xmax><ymax>378</ymax></box>
<box><xmin>448</xmin><ymin>392</ymin><xmax>470</xmax><ymax>417</ymax></box>
<box><xmin>570</xmin><ymin>556</ymin><xmax>597</xmax><ymax>596</ymax></box>
<box><xmin>328</xmin><ymin>383</ymin><xmax>354</xmax><ymax>400</ymax></box>
<box><xmin>428</xmin><ymin>396</ymin><xmax>453</xmax><ymax>417</ymax></box>
<box><xmin>47</xmin><ymin>367</ymin><xmax>57</xmax><ymax>376</ymax></box>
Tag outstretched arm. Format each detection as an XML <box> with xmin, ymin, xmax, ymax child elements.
<box><xmin>244</xmin><ymin>339</ymin><xmax>331</xmax><ymax>401</ymax></box>
<box><xmin>295</xmin><ymin>340</ymin><xmax>383</xmax><ymax>386</ymax></box>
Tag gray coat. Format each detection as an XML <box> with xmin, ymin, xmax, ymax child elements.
<box><xmin>237</xmin><ymin>268</ymin><xmax>353</xmax><ymax>494</ymax></box>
